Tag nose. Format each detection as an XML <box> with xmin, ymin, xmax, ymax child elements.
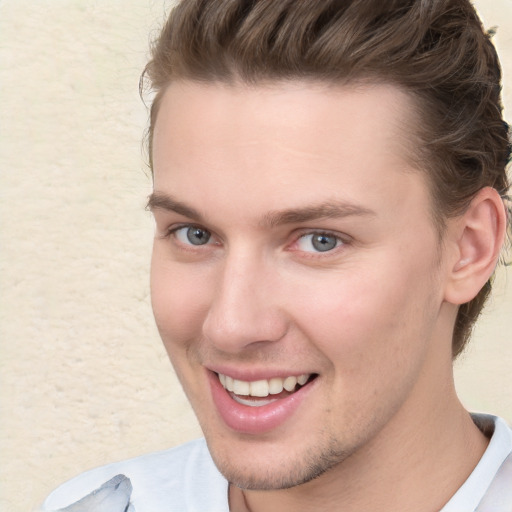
<box><xmin>201</xmin><ymin>252</ymin><xmax>288</xmax><ymax>353</ymax></box>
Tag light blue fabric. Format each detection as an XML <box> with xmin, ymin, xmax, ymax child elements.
<box><xmin>43</xmin><ymin>415</ymin><xmax>512</xmax><ymax>512</ymax></box>
<box><xmin>48</xmin><ymin>475</ymin><xmax>133</xmax><ymax>512</ymax></box>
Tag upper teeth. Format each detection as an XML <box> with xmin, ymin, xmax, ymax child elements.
<box><xmin>218</xmin><ymin>373</ymin><xmax>310</xmax><ymax>397</ymax></box>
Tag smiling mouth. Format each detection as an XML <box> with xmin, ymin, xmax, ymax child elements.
<box><xmin>217</xmin><ymin>372</ymin><xmax>317</xmax><ymax>407</ymax></box>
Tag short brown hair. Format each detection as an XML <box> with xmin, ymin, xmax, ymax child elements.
<box><xmin>142</xmin><ymin>0</ymin><xmax>510</xmax><ymax>357</ymax></box>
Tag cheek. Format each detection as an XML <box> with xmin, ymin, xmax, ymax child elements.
<box><xmin>150</xmin><ymin>249</ymin><xmax>211</xmax><ymax>347</ymax></box>
<box><xmin>290</xmin><ymin>254</ymin><xmax>439</xmax><ymax>369</ymax></box>
<box><xmin>290</xmin><ymin>262</ymin><xmax>440</xmax><ymax>429</ymax></box>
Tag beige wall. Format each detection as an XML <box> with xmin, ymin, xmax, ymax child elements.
<box><xmin>0</xmin><ymin>1</ymin><xmax>510</xmax><ymax>510</ymax></box>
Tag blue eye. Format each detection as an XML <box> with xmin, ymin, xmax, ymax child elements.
<box><xmin>174</xmin><ymin>226</ymin><xmax>211</xmax><ymax>245</ymax></box>
<box><xmin>297</xmin><ymin>233</ymin><xmax>341</xmax><ymax>253</ymax></box>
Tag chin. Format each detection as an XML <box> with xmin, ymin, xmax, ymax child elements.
<box><xmin>205</xmin><ymin>431</ymin><xmax>351</xmax><ymax>491</ymax></box>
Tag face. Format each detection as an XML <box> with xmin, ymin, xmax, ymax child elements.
<box><xmin>150</xmin><ymin>81</ymin><xmax>453</xmax><ymax>490</ymax></box>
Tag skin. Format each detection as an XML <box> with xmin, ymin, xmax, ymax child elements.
<box><xmin>149</xmin><ymin>81</ymin><xmax>497</xmax><ymax>511</ymax></box>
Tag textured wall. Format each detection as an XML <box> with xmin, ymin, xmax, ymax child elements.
<box><xmin>0</xmin><ymin>1</ymin><xmax>510</xmax><ymax>511</ymax></box>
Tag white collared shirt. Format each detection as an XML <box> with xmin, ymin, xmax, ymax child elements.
<box><xmin>43</xmin><ymin>414</ymin><xmax>512</xmax><ymax>512</ymax></box>
<box><xmin>441</xmin><ymin>414</ymin><xmax>512</xmax><ymax>511</ymax></box>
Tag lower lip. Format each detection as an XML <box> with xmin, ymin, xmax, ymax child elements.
<box><xmin>208</xmin><ymin>371</ymin><xmax>316</xmax><ymax>434</ymax></box>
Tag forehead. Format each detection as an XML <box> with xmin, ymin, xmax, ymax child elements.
<box><xmin>151</xmin><ymin>80</ymin><xmax>430</xmax><ymax>223</ymax></box>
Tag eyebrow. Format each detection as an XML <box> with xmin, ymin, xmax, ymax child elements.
<box><xmin>147</xmin><ymin>192</ymin><xmax>375</xmax><ymax>227</ymax></box>
<box><xmin>262</xmin><ymin>202</ymin><xmax>376</xmax><ymax>227</ymax></box>
<box><xmin>147</xmin><ymin>192</ymin><xmax>205</xmax><ymax>222</ymax></box>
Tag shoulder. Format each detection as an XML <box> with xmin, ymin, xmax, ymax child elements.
<box><xmin>41</xmin><ymin>438</ymin><xmax>229</xmax><ymax>512</ymax></box>
<box><xmin>473</xmin><ymin>415</ymin><xmax>512</xmax><ymax>511</ymax></box>
<box><xmin>442</xmin><ymin>414</ymin><xmax>512</xmax><ymax>512</ymax></box>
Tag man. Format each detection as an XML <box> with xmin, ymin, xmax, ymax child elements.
<box><xmin>42</xmin><ymin>0</ymin><xmax>511</xmax><ymax>511</ymax></box>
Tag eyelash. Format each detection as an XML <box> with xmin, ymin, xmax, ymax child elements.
<box><xmin>164</xmin><ymin>224</ymin><xmax>349</xmax><ymax>256</ymax></box>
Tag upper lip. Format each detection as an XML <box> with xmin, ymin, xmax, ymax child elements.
<box><xmin>206</xmin><ymin>365</ymin><xmax>316</xmax><ymax>382</ymax></box>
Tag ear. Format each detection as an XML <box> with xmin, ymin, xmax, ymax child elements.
<box><xmin>443</xmin><ymin>187</ymin><xmax>507</xmax><ymax>305</ymax></box>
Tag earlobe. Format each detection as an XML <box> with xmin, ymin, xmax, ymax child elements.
<box><xmin>444</xmin><ymin>187</ymin><xmax>507</xmax><ymax>305</ymax></box>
